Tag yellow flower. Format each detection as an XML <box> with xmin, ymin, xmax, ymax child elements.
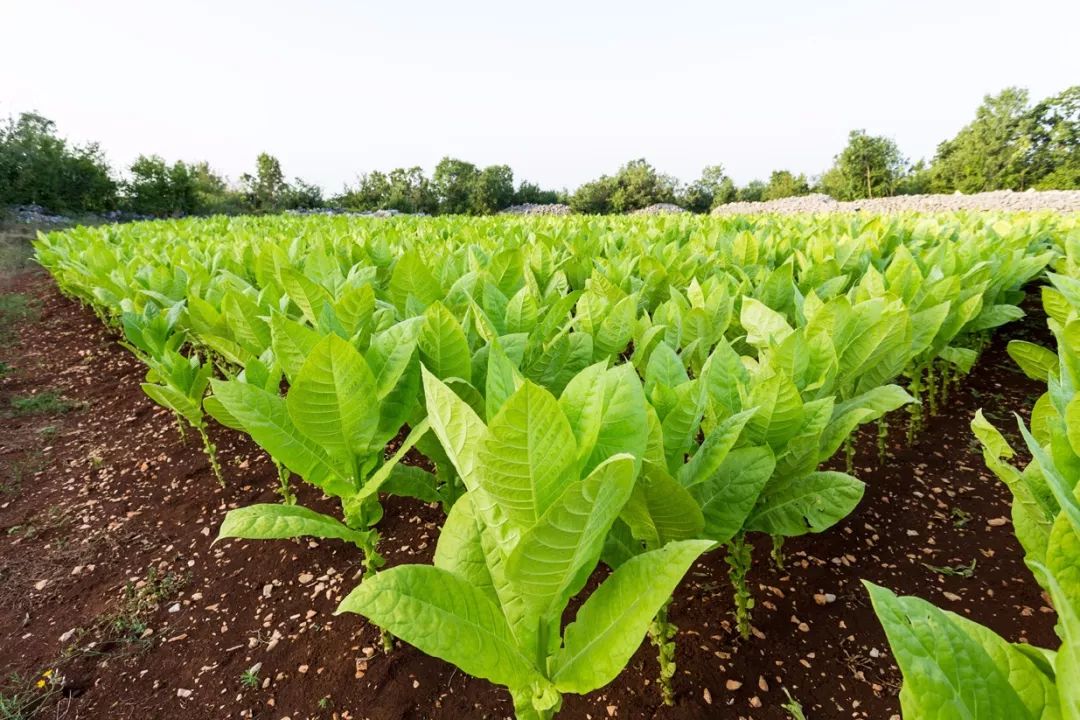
<box><xmin>36</xmin><ymin>679</ymin><xmax>45</xmax><ymax>688</ymax></box>
<box><xmin>43</xmin><ymin>669</ymin><xmax>54</xmax><ymax>679</ymax></box>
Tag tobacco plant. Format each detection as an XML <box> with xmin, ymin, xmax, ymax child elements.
<box><xmin>867</xmin><ymin>263</ymin><xmax>1080</xmax><ymax>718</ymax></box>
<box><xmin>121</xmin><ymin>303</ymin><xmax>223</xmax><ymax>483</ymax></box>
<box><xmin>337</xmin><ymin>368</ymin><xmax>710</xmax><ymax>719</ymax></box>
<box><xmin>210</xmin><ymin>332</ymin><xmax>429</xmax><ymax>651</ymax></box>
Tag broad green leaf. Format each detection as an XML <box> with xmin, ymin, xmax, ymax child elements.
<box><xmin>747</xmin><ymin>470</ymin><xmax>864</xmax><ymax>536</ymax></box>
<box><xmin>661</xmin><ymin>380</ymin><xmax>707</xmax><ymax>471</ymax></box>
<box><xmin>701</xmin><ymin>340</ymin><xmax>747</xmax><ymax>418</ymax></box>
<box><xmin>336</xmin><ymin>565</ymin><xmax>540</xmax><ymax>690</ymax></box>
<box><xmin>270</xmin><ymin>311</ymin><xmax>321</xmax><ymax>382</ymax></box>
<box><xmin>141</xmin><ymin>383</ymin><xmax>201</xmax><ymax>426</ymax></box>
<box><xmin>832</xmin><ymin>384</ymin><xmax>915</xmax><ymax>420</ymax></box>
<box><xmin>1018</xmin><ymin>419</ymin><xmax>1080</xmax><ymax>535</ymax></box>
<box><xmin>939</xmin><ymin>345</ymin><xmax>978</xmax><ymax>374</ymax></box>
<box><xmin>1034</xmin><ymin>563</ymin><xmax>1080</xmax><ymax>718</ymax></box>
<box><xmin>486</xmin><ymin>341</ymin><xmax>524</xmax><ymax>422</ymax></box>
<box><xmin>381</xmin><ymin>464</ymin><xmax>441</xmax><ymax>504</ymax></box>
<box><xmin>551</xmin><ymin>539</ymin><xmax>712</xmax><ymax>693</ymax></box>
<box><xmin>741</xmin><ymin>297</ymin><xmax>793</xmax><ymax>348</ymax></box>
<box><xmin>588</xmin><ymin>364</ymin><xmax>649</xmax><ymax>476</ymax></box>
<box><xmin>287</xmin><ymin>334</ymin><xmax>381</xmax><ymax>458</ymax></box>
<box><xmin>1008</xmin><ymin>341</ymin><xmax>1059</xmax><ymax>382</ymax></box>
<box><xmin>506</xmin><ymin>455</ymin><xmax>636</xmax><ymax>617</ymax></box>
<box><xmin>203</xmin><ymin>394</ymin><xmax>241</xmax><ymax>431</ymax></box>
<box><xmin>677</xmin><ymin>409</ymin><xmax>756</xmax><ymax>487</ymax></box>
<box><xmin>477</xmin><ymin>381</ymin><xmax>577</xmax><ymax>529</ymax></box>
<box><xmin>209</xmin><ymin>379</ymin><xmax>352</xmax><ymax>496</ymax></box>
<box><xmin>1044</xmin><ymin>513</ymin><xmax>1080</xmax><ymax>626</ymax></box>
<box><xmin>644</xmin><ymin>342</ymin><xmax>687</xmax><ymax>395</ymax></box>
<box><xmin>559</xmin><ymin>362</ymin><xmax>608</xmax><ymax>473</ymax></box>
<box><xmin>970</xmin><ymin>304</ymin><xmax>1025</xmax><ymax>333</ymax></box>
<box><xmin>419</xmin><ymin>302</ymin><xmax>473</xmax><ymax>381</ymax></box>
<box><xmin>218</xmin><ymin>504</ymin><xmax>372</xmax><ymax>547</ymax></box>
<box><xmin>366</xmin><ymin>318</ymin><xmax>423</xmax><ymax>398</ymax></box>
<box><xmin>746</xmin><ymin>371</ymin><xmax>804</xmax><ymax>450</ymax></box>
<box><xmin>389</xmin><ymin>250</ymin><xmax>442</xmax><ymax>310</ymax></box>
<box><xmin>865</xmin><ymin>582</ymin><xmax>1046</xmax><ymax>720</ymax></box>
<box><xmin>333</xmin><ymin>283</ymin><xmax>375</xmax><ymax>337</ymax></box>
<box><xmin>692</xmin><ymin>446</ymin><xmax>775</xmax><ymax>543</ymax></box>
<box><xmin>354</xmin><ymin>419</ymin><xmax>430</xmax><ymax>501</ymax></box>
<box><xmin>280</xmin><ymin>268</ymin><xmax>332</xmax><ymax>327</ymax></box>
<box><xmin>433</xmin><ymin>493</ymin><xmax>496</xmax><ymax>599</ymax></box>
<box><xmin>594</xmin><ymin>295</ymin><xmax>635</xmax><ymax>358</ymax></box>
<box><xmin>421</xmin><ymin>367</ymin><xmax>486</xmax><ymax>491</ymax></box>
<box><xmin>621</xmin><ymin>466</ymin><xmax>705</xmax><ymax>547</ymax></box>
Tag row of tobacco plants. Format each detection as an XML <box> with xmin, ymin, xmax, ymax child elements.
<box><xmin>868</xmin><ymin>231</ymin><xmax>1080</xmax><ymax>718</ymax></box>
<box><xmin>35</xmin><ymin>211</ymin><xmax>1076</xmax><ymax>718</ymax></box>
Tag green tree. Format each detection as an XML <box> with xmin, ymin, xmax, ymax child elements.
<box><xmin>569</xmin><ymin>175</ymin><xmax>618</xmax><ymax>214</ymax></box>
<box><xmin>279</xmin><ymin>178</ymin><xmax>324</xmax><ymax>210</ymax></box>
<box><xmin>337</xmin><ymin>171</ymin><xmax>391</xmax><ymax>211</ymax></box>
<box><xmin>241</xmin><ymin>153</ymin><xmax>286</xmax><ymax>211</ymax></box>
<box><xmin>609</xmin><ymin>159</ymin><xmax>677</xmax><ymax>212</ymax></box>
<box><xmin>189</xmin><ymin>162</ymin><xmax>247</xmax><ymax>215</ymax></box>
<box><xmin>1028</xmin><ymin>86</ymin><xmax>1080</xmax><ymax>189</ymax></box>
<box><xmin>386</xmin><ymin>167</ymin><xmax>438</xmax><ymax>214</ymax></box>
<box><xmin>571</xmin><ymin>159</ymin><xmax>678</xmax><ymax>214</ymax></box>
<box><xmin>336</xmin><ymin>167</ymin><xmax>438</xmax><ymax>214</ymax></box>
<box><xmin>930</xmin><ymin>88</ymin><xmax>1033</xmax><ymax>192</ymax></box>
<box><xmin>432</xmin><ymin>157</ymin><xmax>479</xmax><ymax>214</ymax></box>
<box><xmin>895</xmin><ymin>160</ymin><xmax>933</xmax><ymax>195</ymax></box>
<box><xmin>469</xmin><ymin>164</ymin><xmax>515</xmax><ymax>214</ymax></box>
<box><xmin>677</xmin><ymin>165</ymin><xmax>736</xmax><ymax>212</ymax></box>
<box><xmin>512</xmin><ymin>180</ymin><xmax>562</xmax><ymax>206</ymax></box>
<box><xmin>762</xmin><ymin>170</ymin><xmax>810</xmax><ymax>201</ymax></box>
<box><xmin>736</xmin><ymin>180</ymin><xmax>766</xmax><ymax>202</ymax></box>
<box><xmin>820</xmin><ymin>130</ymin><xmax>906</xmax><ymax>199</ymax></box>
<box><xmin>125</xmin><ymin>155</ymin><xmax>198</xmax><ymax>217</ymax></box>
<box><xmin>0</xmin><ymin>112</ymin><xmax>117</xmax><ymax>212</ymax></box>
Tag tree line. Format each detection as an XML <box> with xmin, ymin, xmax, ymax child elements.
<box><xmin>1</xmin><ymin>85</ymin><xmax>1076</xmax><ymax>218</ymax></box>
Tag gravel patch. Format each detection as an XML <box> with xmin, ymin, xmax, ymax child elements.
<box><xmin>630</xmin><ymin>203</ymin><xmax>688</xmax><ymax>215</ymax></box>
<box><xmin>500</xmin><ymin>203</ymin><xmax>572</xmax><ymax>216</ymax></box>
<box><xmin>711</xmin><ymin>189</ymin><xmax>1080</xmax><ymax>215</ymax></box>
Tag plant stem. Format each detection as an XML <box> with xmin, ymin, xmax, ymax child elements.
<box><xmin>926</xmin><ymin>361</ymin><xmax>938</xmax><ymax>417</ymax></box>
<box><xmin>357</xmin><ymin>531</ymin><xmax>393</xmax><ymax>653</ymax></box>
<box><xmin>770</xmin><ymin>535</ymin><xmax>786</xmax><ymax>570</ymax></box>
<box><xmin>275</xmin><ymin>461</ymin><xmax>295</xmax><ymax>504</ymax></box>
<box><xmin>844</xmin><ymin>435</ymin><xmax>855</xmax><ymax>474</ymax></box>
<box><xmin>906</xmin><ymin>368</ymin><xmax>923</xmax><ymax>444</ymax></box>
<box><xmin>939</xmin><ymin>360</ymin><xmax>951</xmax><ymax>406</ymax></box>
<box><xmin>726</xmin><ymin>533</ymin><xmax>755</xmax><ymax>640</ymax></box>
<box><xmin>197</xmin><ymin>424</ymin><xmax>224</xmax><ymax>486</ymax></box>
<box><xmin>648</xmin><ymin>598</ymin><xmax>677</xmax><ymax>706</ymax></box>
<box><xmin>876</xmin><ymin>415</ymin><xmax>889</xmax><ymax>462</ymax></box>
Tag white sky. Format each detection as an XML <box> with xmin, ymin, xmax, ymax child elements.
<box><xmin>2</xmin><ymin>0</ymin><xmax>1078</xmax><ymax>192</ymax></box>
